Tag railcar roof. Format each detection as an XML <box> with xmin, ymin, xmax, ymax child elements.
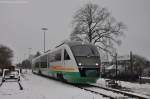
<box><xmin>32</xmin><ymin>41</ymin><xmax>95</xmax><ymax>62</ymax></box>
<box><xmin>65</xmin><ymin>41</ymin><xmax>92</xmax><ymax>47</ymax></box>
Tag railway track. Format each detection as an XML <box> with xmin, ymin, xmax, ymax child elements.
<box><xmin>74</xmin><ymin>84</ymin><xmax>149</xmax><ymax>99</ymax></box>
<box><xmin>34</xmin><ymin>73</ymin><xmax>149</xmax><ymax>99</ymax></box>
<box><xmin>74</xmin><ymin>84</ymin><xmax>127</xmax><ymax>99</ymax></box>
<box><xmin>75</xmin><ymin>85</ymin><xmax>124</xmax><ymax>99</ymax></box>
<box><xmin>35</xmin><ymin>74</ymin><xmax>121</xmax><ymax>99</ymax></box>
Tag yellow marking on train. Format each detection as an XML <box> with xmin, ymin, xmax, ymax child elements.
<box><xmin>49</xmin><ymin>66</ymin><xmax>78</xmax><ymax>72</ymax></box>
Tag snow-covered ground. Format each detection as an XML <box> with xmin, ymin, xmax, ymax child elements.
<box><xmin>97</xmin><ymin>78</ymin><xmax>150</xmax><ymax>98</ymax></box>
<box><xmin>121</xmin><ymin>81</ymin><xmax>150</xmax><ymax>97</ymax></box>
<box><xmin>0</xmin><ymin>71</ymin><xmax>107</xmax><ymax>99</ymax></box>
<box><xmin>1</xmin><ymin>70</ymin><xmax>150</xmax><ymax>99</ymax></box>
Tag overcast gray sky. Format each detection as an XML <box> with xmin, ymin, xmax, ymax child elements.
<box><xmin>0</xmin><ymin>0</ymin><xmax>150</xmax><ymax>63</ymax></box>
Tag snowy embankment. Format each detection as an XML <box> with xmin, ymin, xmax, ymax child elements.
<box><xmin>97</xmin><ymin>78</ymin><xmax>150</xmax><ymax>98</ymax></box>
<box><xmin>121</xmin><ymin>81</ymin><xmax>150</xmax><ymax>97</ymax></box>
<box><xmin>0</xmin><ymin>71</ymin><xmax>107</xmax><ymax>99</ymax></box>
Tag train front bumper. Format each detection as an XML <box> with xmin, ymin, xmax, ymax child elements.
<box><xmin>64</xmin><ymin>75</ymin><xmax>99</xmax><ymax>84</ymax></box>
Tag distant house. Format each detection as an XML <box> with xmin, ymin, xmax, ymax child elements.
<box><xmin>105</xmin><ymin>65</ymin><xmax>125</xmax><ymax>77</ymax></box>
<box><xmin>101</xmin><ymin>54</ymin><xmax>133</xmax><ymax>78</ymax></box>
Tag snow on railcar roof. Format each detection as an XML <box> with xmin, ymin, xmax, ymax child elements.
<box><xmin>62</xmin><ymin>41</ymin><xmax>95</xmax><ymax>47</ymax></box>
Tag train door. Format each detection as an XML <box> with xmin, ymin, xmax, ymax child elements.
<box><xmin>40</xmin><ymin>55</ymin><xmax>48</xmax><ymax>75</ymax></box>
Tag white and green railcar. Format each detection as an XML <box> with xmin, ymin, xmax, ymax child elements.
<box><xmin>32</xmin><ymin>41</ymin><xmax>101</xmax><ymax>84</ymax></box>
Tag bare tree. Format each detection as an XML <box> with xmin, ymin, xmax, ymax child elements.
<box><xmin>22</xmin><ymin>59</ymin><xmax>31</xmax><ymax>69</ymax></box>
<box><xmin>133</xmin><ymin>54</ymin><xmax>149</xmax><ymax>75</ymax></box>
<box><xmin>70</xmin><ymin>2</ymin><xmax>126</xmax><ymax>55</ymax></box>
<box><xmin>0</xmin><ymin>44</ymin><xmax>13</xmax><ymax>71</ymax></box>
<box><xmin>34</xmin><ymin>51</ymin><xmax>41</xmax><ymax>58</ymax></box>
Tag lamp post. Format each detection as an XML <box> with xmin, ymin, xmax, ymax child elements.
<box><xmin>28</xmin><ymin>48</ymin><xmax>32</xmax><ymax>62</ymax></box>
<box><xmin>115</xmin><ymin>53</ymin><xmax>118</xmax><ymax>79</ymax></box>
<box><xmin>41</xmin><ymin>28</ymin><xmax>48</xmax><ymax>53</ymax></box>
<box><xmin>28</xmin><ymin>48</ymin><xmax>32</xmax><ymax>56</ymax></box>
<box><xmin>23</xmin><ymin>53</ymin><xmax>27</xmax><ymax>73</ymax></box>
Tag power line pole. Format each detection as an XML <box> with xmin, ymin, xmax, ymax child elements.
<box><xmin>130</xmin><ymin>51</ymin><xmax>133</xmax><ymax>74</ymax></box>
<box><xmin>115</xmin><ymin>53</ymin><xmax>118</xmax><ymax>79</ymax></box>
<box><xmin>28</xmin><ymin>48</ymin><xmax>32</xmax><ymax>63</ymax></box>
<box><xmin>130</xmin><ymin>51</ymin><xmax>134</xmax><ymax>81</ymax></box>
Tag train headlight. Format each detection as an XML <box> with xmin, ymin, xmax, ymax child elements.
<box><xmin>78</xmin><ymin>63</ymin><xmax>82</xmax><ymax>66</ymax></box>
<box><xmin>96</xmin><ymin>63</ymin><xmax>99</xmax><ymax>66</ymax></box>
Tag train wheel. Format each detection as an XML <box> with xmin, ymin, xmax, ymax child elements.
<box><xmin>32</xmin><ymin>70</ymin><xmax>34</xmax><ymax>73</ymax></box>
<box><xmin>38</xmin><ymin>70</ymin><xmax>42</xmax><ymax>75</ymax></box>
<box><xmin>57</xmin><ymin>73</ymin><xmax>65</xmax><ymax>81</ymax></box>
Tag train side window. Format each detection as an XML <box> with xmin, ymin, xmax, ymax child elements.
<box><xmin>40</xmin><ymin>62</ymin><xmax>47</xmax><ymax>68</ymax></box>
<box><xmin>35</xmin><ymin>62</ymin><xmax>39</xmax><ymax>68</ymax></box>
<box><xmin>55</xmin><ymin>50</ymin><xmax>61</xmax><ymax>61</ymax></box>
<box><xmin>40</xmin><ymin>55</ymin><xmax>47</xmax><ymax>68</ymax></box>
<box><xmin>64</xmin><ymin>50</ymin><xmax>70</xmax><ymax>60</ymax></box>
<box><xmin>49</xmin><ymin>53</ymin><xmax>55</xmax><ymax>62</ymax></box>
<box><xmin>48</xmin><ymin>50</ymin><xmax>61</xmax><ymax>62</ymax></box>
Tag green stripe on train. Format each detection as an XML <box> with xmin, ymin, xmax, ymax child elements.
<box><xmin>47</xmin><ymin>70</ymin><xmax>98</xmax><ymax>83</ymax></box>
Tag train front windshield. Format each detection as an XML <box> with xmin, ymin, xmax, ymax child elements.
<box><xmin>71</xmin><ymin>45</ymin><xmax>100</xmax><ymax>67</ymax></box>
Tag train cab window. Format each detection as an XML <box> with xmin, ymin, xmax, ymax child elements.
<box><xmin>64</xmin><ymin>50</ymin><xmax>70</xmax><ymax>60</ymax></box>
